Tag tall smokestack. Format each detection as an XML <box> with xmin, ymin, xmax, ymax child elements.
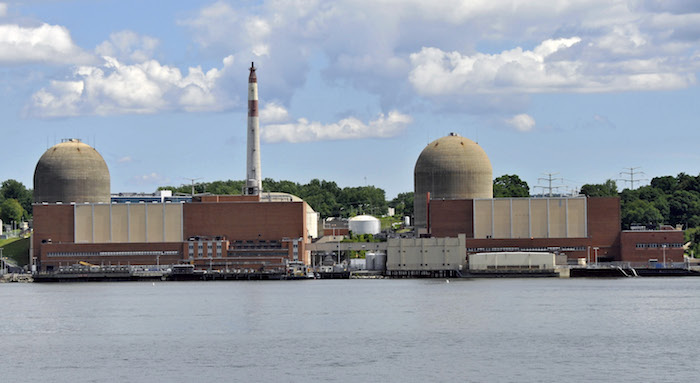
<box><xmin>245</xmin><ymin>62</ymin><xmax>262</xmax><ymax>195</ymax></box>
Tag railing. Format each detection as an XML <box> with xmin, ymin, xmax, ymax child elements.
<box><xmin>583</xmin><ymin>261</ymin><xmax>689</xmax><ymax>269</ymax></box>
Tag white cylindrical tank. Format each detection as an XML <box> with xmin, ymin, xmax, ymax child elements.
<box><xmin>348</xmin><ymin>215</ymin><xmax>381</xmax><ymax>235</ymax></box>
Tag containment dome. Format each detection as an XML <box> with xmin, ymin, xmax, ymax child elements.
<box><xmin>414</xmin><ymin>133</ymin><xmax>492</xmax><ymax>229</ymax></box>
<box><xmin>33</xmin><ymin>139</ymin><xmax>111</xmax><ymax>203</ymax></box>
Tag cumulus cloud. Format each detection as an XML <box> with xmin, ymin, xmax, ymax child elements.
<box><xmin>409</xmin><ymin>36</ymin><xmax>694</xmax><ymax>95</ymax></box>
<box><xmin>506</xmin><ymin>114</ymin><xmax>535</xmax><ymax>132</ymax></box>
<box><xmin>14</xmin><ymin>0</ymin><xmax>700</xmax><ymax>121</ymax></box>
<box><xmin>176</xmin><ymin>0</ymin><xmax>700</xmax><ymax>115</ymax></box>
<box><xmin>27</xmin><ymin>55</ymin><xmax>238</xmax><ymax>117</ymax></box>
<box><xmin>260</xmin><ymin>101</ymin><xmax>289</xmax><ymax>123</ymax></box>
<box><xmin>117</xmin><ymin>156</ymin><xmax>133</xmax><ymax>163</ymax></box>
<box><xmin>262</xmin><ymin>110</ymin><xmax>412</xmax><ymax>143</ymax></box>
<box><xmin>0</xmin><ymin>3</ymin><xmax>7</xmax><ymax>18</ymax></box>
<box><xmin>95</xmin><ymin>30</ymin><xmax>159</xmax><ymax>63</ymax></box>
<box><xmin>0</xmin><ymin>23</ymin><xmax>93</xmax><ymax>64</ymax></box>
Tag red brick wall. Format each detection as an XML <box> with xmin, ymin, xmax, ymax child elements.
<box><xmin>184</xmin><ymin>201</ymin><xmax>307</xmax><ymax>260</ymax></box>
<box><xmin>32</xmin><ymin>204</ymin><xmax>75</xmax><ymax>262</ymax></box>
<box><xmin>323</xmin><ymin>228</ymin><xmax>349</xmax><ymax>236</ymax></box>
<box><xmin>430</xmin><ymin>199</ymin><xmax>474</xmax><ymax>238</ymax></box>
<box><xmin>587</xmin><ymin>197</ymin><xmax>621</xmax><ymax>260</ymax></box>
<box><xmin>198</xmin><ymin>195</ymin><xmax>260</xmax><ymax>202</ymax></box>
<box><xmin>620</xmin><ymin>230</ymin><xmax>685</xmax><ymax>263</ymax></box>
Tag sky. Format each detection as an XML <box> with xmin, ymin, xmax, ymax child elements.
<box><xmin>2</xmin><ymin>0</ymin><xmax>700</xmax><ymax>199</ymax></box>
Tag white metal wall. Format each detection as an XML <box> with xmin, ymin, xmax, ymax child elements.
<box><xmin>74</xmin><ymin>203</ymin><xmax>183</xmax><ymax>243</ymax></box>
<box><xmin>473</xmin><ymin>197</ymin><xmax>587</xmax><ymax>239</ymax></box>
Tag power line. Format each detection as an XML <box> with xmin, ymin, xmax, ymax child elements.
<box><xmin>618</xmin><ymin>167</ymin><xmax>648</xmax><ymax>190</ymax></box>
<box><xmin>536</xmin><ymin>172</ymin><xmax>563</xmax><ymax>197</ymax></box>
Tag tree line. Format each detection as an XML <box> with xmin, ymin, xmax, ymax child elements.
<box><xmin>160</xmin><ymin>178</ymin><xmax>393</xmax><ymax>219</ymax></box>
<box><xmin>0</xmin><ymin>180</ymin><xmax>32</xmax><ymax>225</ymax></box>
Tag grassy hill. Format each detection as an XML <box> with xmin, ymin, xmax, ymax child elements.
<box><xmin>0</xmin><ymin>237</ymin><xmax>30</xmax><ymax>267</ymax></box>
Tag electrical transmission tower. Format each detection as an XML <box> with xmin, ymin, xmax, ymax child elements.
<box><xmin>618</xmin><ymin>167</ymin><xmax>648</xmax><ymax>190</ymax></box>
<box><xmin>536</xmin><ymin>172</ymin><xmax>563</xmax><ymax>197</ymax></box>
<box><xmin>183</xmin><ymin>177</ymin><xmax>203</xmax><ymax>196</ymax></box>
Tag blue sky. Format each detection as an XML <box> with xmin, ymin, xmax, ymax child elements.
<box><xmin>2</xmin><ymin>0</ymin><xmax>700</xmax><ymax>199</ymax></box>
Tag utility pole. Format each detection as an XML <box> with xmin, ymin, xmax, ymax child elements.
<box><xmin>183</xmin><ymin>177</ymin><xmax>203</xmax><ymax>196</ymax></box>
<box><xmin>618</xmin><ymin>167</ymin><xmax>647</xmax><ymax>190</ymax></box>
<box><xmin>536</xmin><ymin>172</ymin><xmax>563</xmax><ymax>197</ymax></box>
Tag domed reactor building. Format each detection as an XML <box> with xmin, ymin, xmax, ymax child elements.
<box><xmin>414</xmin><ymin>133</ymin><xmax>493</xmax><ymax>230</ymax></box>
<box><xmin>34</xmin><ymin>138</ymin><xmax>110</xmax><ymax>204</ymax></box>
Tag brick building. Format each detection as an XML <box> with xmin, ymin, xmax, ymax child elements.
<box><xmin>428</xmin><ymin>196</ymin><xmax>684</xmax><ymax>264</ymax></box>
<box><xmin>32</xmin><ymin>197</ymin><xmax>310</xmax><ymax>272</ymax></box>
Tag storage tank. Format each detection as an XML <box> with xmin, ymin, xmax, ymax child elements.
<box><xmin>414</xmin><ymin>133</ymin><xmax>492</xmax><ymax>229</ymax></box>
<box><xmin>33</xmin><ymin>139</ymin><xmax>111</xmax><ymax>203</ymax></box>
<box><xmin>365</xmin><ymin>252</ymin><xmax>386</xmax><ymax>271</ymax></box>
<box><xmin>348</xmin><ymin>215</ymin><xmax>381</xmax><ymax>235</ymax></box>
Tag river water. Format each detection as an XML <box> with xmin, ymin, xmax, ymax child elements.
<box><xmin>2</xmin><ymin>278</ymin><xmax>699</xmax><ymax>382</ymax></box>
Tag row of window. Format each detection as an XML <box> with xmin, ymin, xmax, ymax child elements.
<box><xmin>467</xmin><ymin>246</ymin><xmax>586</xmax><ymax>252</ymax></box>
<box><xmin>47</xmin><ymin>250</ymin><xmax>179</xmax><ymax>258</ymax></box>
<box><xmin>100</xmin><ymin>251</ymin><xmax>178</xmax><ymax>256</ymax></box>
<box><xmin>634</xmin><ymin>243</ymin><xmax>683</xmax><ymax>248</ymax></box>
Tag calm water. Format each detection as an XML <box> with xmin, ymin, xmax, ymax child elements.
<box><xmin>2</xmin><ymin>278</ymin><xmax>700</xmax><ymax>382</ymax></box>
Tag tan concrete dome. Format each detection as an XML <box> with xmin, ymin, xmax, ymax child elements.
<box><xmin>414</xmin><ymin>133</ymin><xmax>492</xmax><ymax>228</ymax></box>
<box><xmin>33</xmin><ymin>139</ymin><xmax>110</xmax><ymax>203</ymax></box>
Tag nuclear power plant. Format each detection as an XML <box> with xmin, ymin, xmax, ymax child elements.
<box><xmin>31</xmin><ymin>63</ymin><xmax>313</xmax><ymax>278</ymax></box>
<box><xmin>29</xmin><ymin>63</ymin><xmax>687</xmax><ymax>280</ymax></box>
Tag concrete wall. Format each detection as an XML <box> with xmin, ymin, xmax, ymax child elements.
<box><xmin>469</xmin><ymin>252</ymin><xmax>557</xmax><ymax>270</ymax></box>
<box><xmin>386</xmin><ymin>234</ymin><xmax>466</xmax><ymax>271</ymax></box>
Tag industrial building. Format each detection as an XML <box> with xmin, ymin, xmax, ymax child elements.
<box><xmin>31</xmin><ymin>63</ymin><xmax>312</xmax><ymax>274</ymax></box>
<box><xmin>385</xmin><ymin>133</ymin><xmax>685</xmax><ymax>276</ymax></box>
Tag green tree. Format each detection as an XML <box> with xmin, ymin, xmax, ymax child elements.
<box><xmin>0</xmin><ymin>179</ymin><xmax>32</xmax><ymax>216</ymax></box>
<box><xmin>493</xmin><ymin>174</ymin><xmax>530</xmax><ymax>197</ymax></box>
<box><xmin>389</xmin><ymin>192</ymin><xmax>414</xmax><ymax>217</ymax></box>
<box><xmin>0</xmin><ymin>198</ymin><xmax>25</xmax><ymax>224</ymax></box>
<box><xmin>338</xmin><ymin>185</ymin><xmax>387</xmax><ymax>216</ymax></box>
<box><xmin>650</xmin><ymin>176</ymin><xmax>677</xmax><ymax>194</ymax></box>
<box><xmin>580</xmin><ymin>179</ymin><xmax>618</xmax><ymax>197</ymax></box>
<box><xmin>677</xmin><ymin>172</ymin><xmax>700</xmax><ymax>193</ymax></box>
<box><xmin>685</xmin><ymin>227</ymin><xmax>700</xmax><ymax>258</ymax></box>
<box><xmin>668</xmin><ymin>190</ymin><xmax>700</xmax><ymax>227</ymax></box>
<box><xmin>621</xmin><ymin>199</ymin><xmax>663</xmax><ymax>229</ymax></box>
